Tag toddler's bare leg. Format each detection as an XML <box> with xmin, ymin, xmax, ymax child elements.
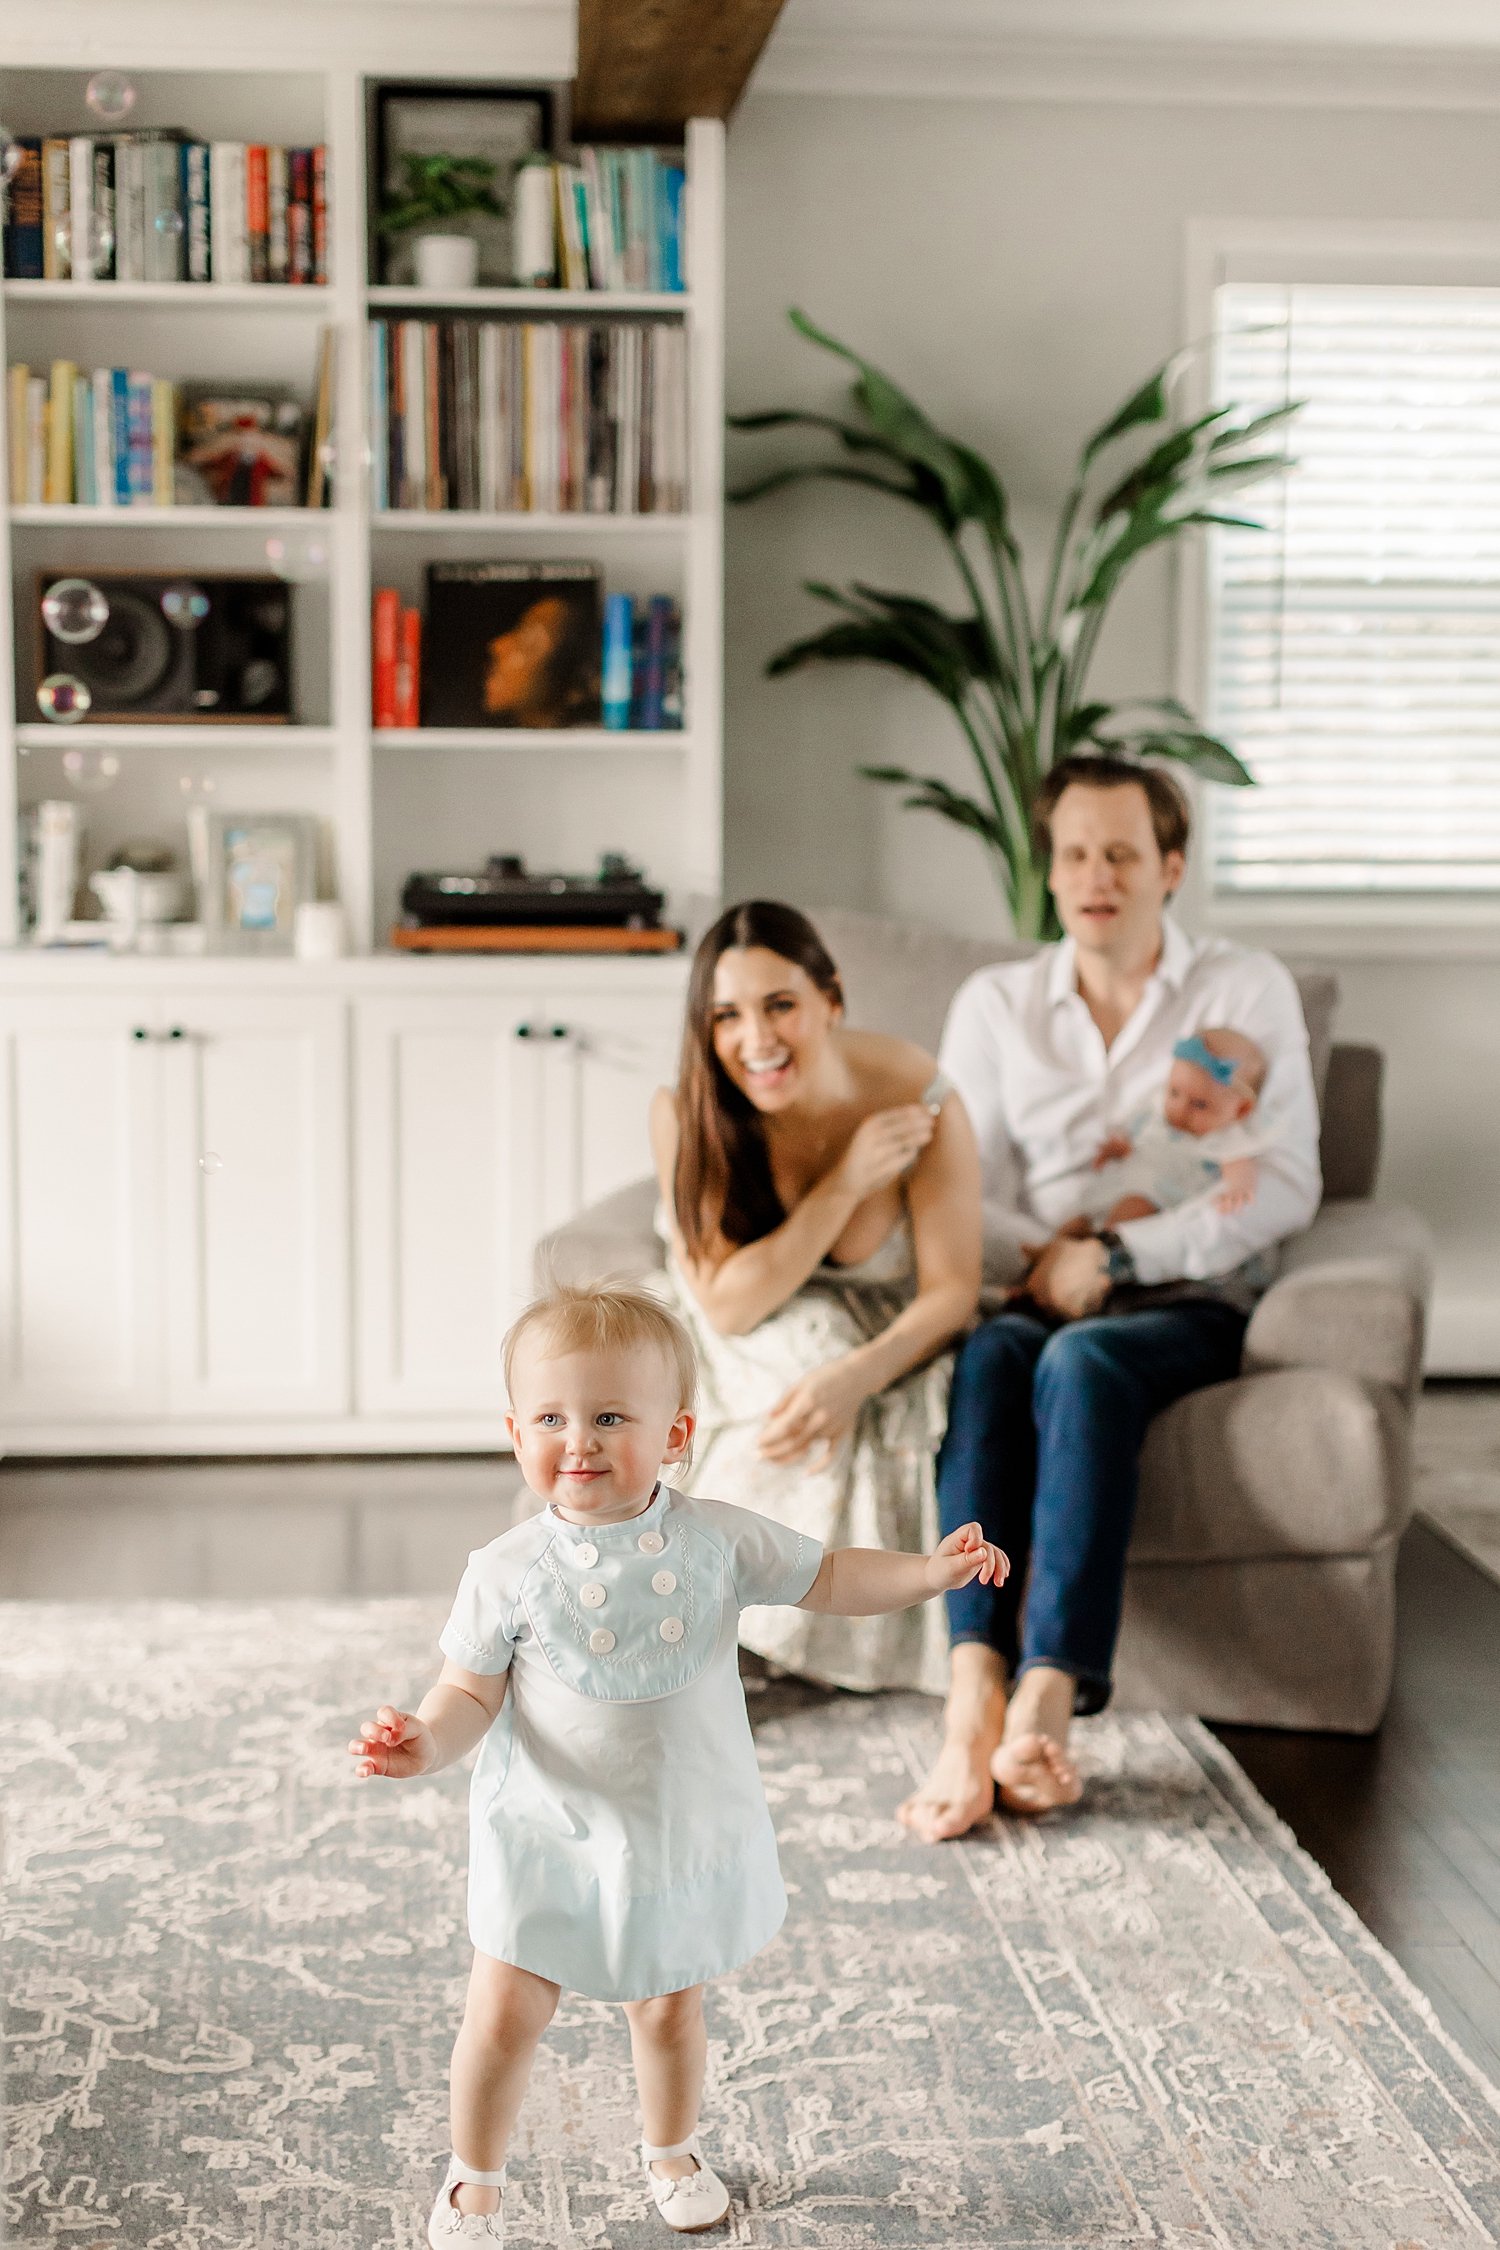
<box><xmin>1104</xmin><ymin>1194</ymin><xmax>1158</xmax><ymax>1226</ymax></box>
<box><xmin>448</xmin><ymin>1953</ymin><xmax>560</xmax><ymax>2215</ymax></box>
<box><xmin>624</xmin><ymin>1985</ymin><xmax>708</xmax><ymax>2181</ymax></box>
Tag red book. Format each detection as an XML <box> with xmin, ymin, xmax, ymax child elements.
<box><xmin>246</xmin><ymin>145</ymin><xmax>269</xmax><ymax>282</ymax></box>
<box><xmin>394</xmin><ymin>607</ymin><xmax>422</xmax><ymax>729</ymax></box>
<box><xmin>372</xmin><ymin>587</ymin><xmax>400</xmax><ymax>728</ymax></box>
<box><xmin>311</xmin><ymin>145</ymin><xmax>328</xmax><ymax>285</ymax></box>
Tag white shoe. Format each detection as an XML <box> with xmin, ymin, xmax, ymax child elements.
<box><xmin>642</xmin><ymin>2133</ymin><xmax>731</xmax><ymax>2233</ymax></box>
<box><xmin>427</xmin><ymin>2154</ymin><xmax>506</xmax><ymax>2246</ymax></box>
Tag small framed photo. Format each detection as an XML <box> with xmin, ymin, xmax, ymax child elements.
<box><xmin>371</xmin><ymin>82</ymin><xmax>556</xmax><ymax>287</ymax></box>
<box><xmin>189</xmin><ymin>809</ymin><xmax>320</xmax><ymax>953</ymax></box>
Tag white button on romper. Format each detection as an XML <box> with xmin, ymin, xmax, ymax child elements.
<box><xmin>439</xmin><ymin>1486</ymin><xmax>823</xmax><ymax>2002</ymax></box>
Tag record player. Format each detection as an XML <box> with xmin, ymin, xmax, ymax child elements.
<box><xmin>394</xmin><ymin>853</ymin><xmax>681</xmax><ymax>953</ymax></box>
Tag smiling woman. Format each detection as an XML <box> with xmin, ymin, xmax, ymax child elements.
<box><xmin>647</xmin><ymin>901</ymin><xmax>983</xmax><ymax>1693</ymax></box>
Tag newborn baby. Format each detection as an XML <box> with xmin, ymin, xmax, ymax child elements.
<box><xmin>1074</xmin><ymin>1027</ymin><xmax>1270</xmax><ymax>1230</ymax></box>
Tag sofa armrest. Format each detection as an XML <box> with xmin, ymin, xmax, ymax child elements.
<box><xmin>534</xmin><ymin>1174</ymin><xmax>664</xmax><ymax>1291</ymax></box>
<box><xmin>1243</xmin><ymin>1199</ymin><xmax>1434</xmax><ymax>1398</ymax></box>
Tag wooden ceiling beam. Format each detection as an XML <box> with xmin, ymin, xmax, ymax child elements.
<box><xmin>573</xmin><ymin>0</ymin><xmax>789</xmax><ymax>136</ymax></box>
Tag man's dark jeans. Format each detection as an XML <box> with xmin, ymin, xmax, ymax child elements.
<box><xmin>937</xmin><ymin>1300</ymin><xmax>1249</xmax><ymax>1713</ymax></box>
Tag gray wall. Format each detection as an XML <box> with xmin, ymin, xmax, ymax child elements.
<box><xmin>723</xmin><ymin>90</ymin><xmax>1500</xmax><ymax>1369</ymax></box>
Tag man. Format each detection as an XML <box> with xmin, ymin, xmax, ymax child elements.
<box><xmin>897</xmin><ymin>755</ymin><xmax>1321</xmax><ymax>1843</ymax></box>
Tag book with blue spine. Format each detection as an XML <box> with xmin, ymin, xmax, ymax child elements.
<box><xmin>126</xmin><ymin>371</ymin><xmax>154</xmax><ymax>504</ymax></box>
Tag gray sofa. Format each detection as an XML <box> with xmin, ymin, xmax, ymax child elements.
<box><xmin>540</xmin><ymin>907</ymin><xmax>1435</xmax><ymax>1734</ymax></box>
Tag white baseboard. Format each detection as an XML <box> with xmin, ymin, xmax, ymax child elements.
<box><xmin>0</xmin><ymin>1418</ymin><xmax>514</xmax><ymax>1458</ymax></box>
<box><xmin>1426</xmin><ymin>1297</ymin><xmax>1500</xmax><ymax>1378</ymax></box>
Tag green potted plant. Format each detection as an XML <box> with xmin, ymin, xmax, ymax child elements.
<box><xmin>378</xmin><ymin>152</ymin><xmax>506</xmax><ymax>291</ymax></box>
<box><xmin>730</xmin><ymin>311</ymin><xmax>1299</xmax><ymax>938</ymax></box>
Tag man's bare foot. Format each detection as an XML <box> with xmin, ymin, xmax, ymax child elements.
<box><xmin>897</xmin><ymin>1645</ymin><xmax>1006</xmax><ymax>1844</ymax></box>
<box><xmin>991</xmin><ymin>1731</ymin><xmax>1082</xmax><ymax>1815</ymax></box>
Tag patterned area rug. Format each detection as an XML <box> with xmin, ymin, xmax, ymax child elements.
<box><xmin>3</xmin><ymin>1601</ymin><xmax>1500</xmax><ymax>2250</ymax></box>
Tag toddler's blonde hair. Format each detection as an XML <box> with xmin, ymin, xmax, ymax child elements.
<box><xmin>503</xmin><ymin>1279</ymin><xmax>699</xmax><ymax>1417</ymax></box>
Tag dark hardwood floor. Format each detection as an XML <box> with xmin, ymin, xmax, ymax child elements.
<box><xmin>1</xmin><ymin>1451</ymin><xmax>1497</xmax><ymax>2087</ymax></box>
<box><xmin>1213</xmin><ymin>1519</ymin><xmax>1500</xmax><ymax>2086</ymax></box>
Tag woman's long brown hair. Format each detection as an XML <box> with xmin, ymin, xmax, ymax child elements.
<box><xmin>673</xmin><ymin>901</ymin><xmax>844</xmax><ymax>1260</ymax></box>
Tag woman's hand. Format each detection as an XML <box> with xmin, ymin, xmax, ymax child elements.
<box><xmin>1022</xmin><ymin>1234</ymin><xmax>1111</xmax><ymax>1322</ymax></box>
<box><xmin>347</xmin><ymin>1703</ymin><xmax>435</xmax><ymax>1781</ymax></box>
<box><xmin>831</xmin><ymin>1103</ymin><xmax>938</xmax><ymax>1202</ymax></box>
<box><xmin>758</xmin><ymin>1356</ymin><xmax>871</xmax><ymax>1468</ymax></box>
<box><xmin>925</xmin><ymin>1522</ymin><xmax>1010</xmax><ymax>1595</ymax></box>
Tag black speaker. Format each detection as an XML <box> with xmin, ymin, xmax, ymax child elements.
<box><xmin>34</xmin><ymin>571</ymin><xmax>294</xmax><ymax>723</ymax></box>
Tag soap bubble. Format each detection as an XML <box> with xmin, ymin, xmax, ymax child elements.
<box><xmin>161</xmin><ymin>581</ymin><xmax>210</xmax><ymax>630</ymax></box>
<box><xmin>265</xmin><ymin>532</ymin><xmax>329</xmax><ymax>582</ymax></box>
<box><xmin>0</xmin><ymin>130</ymin><xmax>22</xmax><ymax>186</ymax></box>
<box><xmin>42</xmin><ymin>578</ymin><xmax>110</xmax><ymax>646</ymax></box>
<box><xmin>79</xmin><ymin>221</ymin><xmax>114</xmax><ymax>280</ymax></box>
<box><xmin>61</xmin><ymin>746</ymin><xmax>121</xmax><ymax>794</ymax></box>
<box><xmin>155</xmin><ymin>207</ymin><xmax>184</xmax><ymax>240</ymax></box>
<box><xmin>85</xmin><ymin>71</ymin><xmax>135</xmax><ymax>125</ymax></box>
<box><xmin>198</xmin><ymin>1151</ymin><xmax>223</xmax><ymax>1175</ymax></box>
<box><xmin>36</xmin><ymin>673</ymin><xmax>92</xmax><ymax>723</ymax></box>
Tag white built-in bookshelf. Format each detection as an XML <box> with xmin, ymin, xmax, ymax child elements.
<box><xmin>0</xmin><ymin>56</ymin><xmax>725</xmax><ymax>949</ymax></box>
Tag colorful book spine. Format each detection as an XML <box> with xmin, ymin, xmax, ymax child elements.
<box><xmin>68</xmin><ymin>137</ymin><xmax>95</xmax><ymax>281</ymax></box>
<box><xmin>43</xmin><ymin>359</ymin><xmax>76</xmax><ymax>502</ymax></box>
<box><xmin>125</xmin><ymin>371</ymin><xmax>154</xmax><ymax>503</ymax></box>
<box><xmin>371</xmin><ymin>587</ymin><xmax>400</xmax><ymax>727</ymax></box>
<box><xmin>311</xmin><ymin>145</ymin><xmax>328</xmax><ymax>286</ymax></box>
<box><xmin>26</xmin><ymin>375</ymin><xmax>47</xmax><ymax>501</ymax></box>
<box><xmin>287</xmin><ymin>148</ymin><xmax>311</xmax><ymax>284</ymax></box>
<box><xmin>41</xmin><ymin>138</ymin><xmax>70</xmax><ymax>279</ymax></box>
<box><xmin>143</xmin><ymin>142</ymin><xmax>184</xmax><ymax>283</ymax></box>
<box><xmin>71</xmin><ymin>373</ymin><xmax>92</xmax><ymax>504</ymax></box>
<box><xmin>266</xmin><ymin>145</ymin><xmax>289</xmax><ymax>283</ymax></box>
<box><xmin>110</xmin><ymin>369</ymin><xmax>131</xmax><ymax>504</ymax></box>
<box><xmin>151</xmin><ymin>378</ymin><xmax>176</xmax><ymax>503</ymax></box>
<box><xmin>182</xmin><ymin>142</ymin><xmax>211</xmax><ymax>281</ymax></box>
<box><xmin>634</xmin><ymin>594</ymin><xmax>673</xmax><ymax>729</ymax></box>
<box><xmin>210</xmin><ymin>142</ymin><xmax>248</xmax><ymax>284</ymax></box>
<box><xmin>601</xmin><ymin>592</ymin><xmax>633</xmax><ymax>729</ymax></box>
<box><xmin>394</xmin><ymin>607</ymin><xmax>422</xmax><ymax>729</ymax></box>
<box><xmin>2</xmin><ymin>138</ymin><xmax>44</xmax><ymax>277</ymax></box>
<box><xmin>91</xmin><ymin>369</ymin><xmax>116</xmax><ymax>507</ymax></box>
<box><xmin>246</xmin><ymin>145</ymin><xmax>269</xmax><ymax>284</ymax></box>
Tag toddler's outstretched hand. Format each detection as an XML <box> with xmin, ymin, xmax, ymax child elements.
<box><xmin>347</xmin><ymin>1703</ymin><xmax>435</xmax><ymax>1781</ymax></box>
<box><xmin>925</xmin><ymin>1523</ymin><xmax>1009</xmax><ymax>1595</ymax></box>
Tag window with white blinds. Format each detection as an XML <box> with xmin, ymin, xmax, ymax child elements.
<box><xmin>1209</xmin><ymin>281</ymin><xmax>1500</xmax><ymax>895</ymax></box>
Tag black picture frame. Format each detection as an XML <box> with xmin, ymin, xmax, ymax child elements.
<box><xmin>369</xmin><ymin>81</ymin><xmax>558</xmax><ymax>288</ymax></box>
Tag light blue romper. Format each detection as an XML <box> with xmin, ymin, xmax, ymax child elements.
<box><xmin>439</xmin><ymin>1484</ymin><xmax>824</xmax><ymax>2003</ymax></box>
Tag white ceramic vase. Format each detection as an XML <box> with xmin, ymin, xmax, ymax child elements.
<box><xmin>413</xmin><ymin>233</ymin><xmax>479</xmax><ymax>291</ymax></box>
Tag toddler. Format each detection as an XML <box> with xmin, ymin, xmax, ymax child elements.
<box><xmin>350</xmin><ymin>1281</ymin><xmax>1006</xmax><ymax>2245</ymax></box>
<box><xmin>1072</xmin><ymin>1027</ymin><xmax>1271</xmax><ymax>1231</ymax></box>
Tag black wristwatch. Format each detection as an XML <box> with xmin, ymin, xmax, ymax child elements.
<box><xmin>1096</xmin><ymin>1229</ymin><xmax>1138</xmax><ymax>1287</ymax></box>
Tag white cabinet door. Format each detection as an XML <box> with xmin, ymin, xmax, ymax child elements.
<box><xmin>0</xmin><ymin>995</ymin><xmax>163</xmax><ymax>1422</ymax></box>
<box><xmin>530</xmin><ymin>990</ymin><xmax>680</xmax><ymax>1235</ymax></box>
<box><xmin>161</xmin><ymin>995</ymin><xmax>349</xmax><ymax>1417</ymax></box>
<box><xmin>354</xmin><ymin>996</ymin><xmax>530</xmax><ymax>1418</ymax></box>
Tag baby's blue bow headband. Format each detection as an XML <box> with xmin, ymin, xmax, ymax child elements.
<box><xmin>1173</xmin><ymin>1034</ymin><xmax>1237</xmax><ymax>1085</ymax></box>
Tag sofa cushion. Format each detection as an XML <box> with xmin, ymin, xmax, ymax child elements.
<box><xmin>1133</xmin><ymin>1364</ymin><xmax>1409</xmax><ymax>1562</ymax></box>
<box><xmin>809</xmin><ymin>905</ymin><xmax>1337</xmax><ymax>1107</ymax></box>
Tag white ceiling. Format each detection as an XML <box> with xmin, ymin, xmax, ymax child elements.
<box><xmin>752</xmin><ymin>0</ymin><xmax>1500</xmax><ymax>106</ymax></box>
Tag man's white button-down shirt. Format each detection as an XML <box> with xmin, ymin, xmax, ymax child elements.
<box><xmin>936</xmin><ymin>917</ymin><xmax>1322</xmax><ymax>1291</ymax></box>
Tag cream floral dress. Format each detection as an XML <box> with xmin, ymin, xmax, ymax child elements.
<box><xmin>656</xmin><ymin>1075</ymin><xmax>955</xmax><ymax>1698</ymax></box>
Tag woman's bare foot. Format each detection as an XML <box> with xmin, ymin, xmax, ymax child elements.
<box><xmin>897</xmin><ymin>1644</ymin><xmax>1007</xmax><ymax>1844</ymax></box>
<box><xmin>991</xmin><ymin>1731</ymin><xmax>1082</xmax><ymax>1814</ymax></box>
<box><xmin>992</xmin><ymin>1664</ymin><xmax>1083</xmax><ymax>1816</ymax></box>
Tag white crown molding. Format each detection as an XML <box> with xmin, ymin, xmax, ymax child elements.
<box><xmin>0</xmin><ymin>0</ymin><xmax>574</xmax><ymax>75</ymax></box>
<box><xmin>754</xmin><ymin>0</ymin><xmax>1500</xmax><ymax>108</ymax></box>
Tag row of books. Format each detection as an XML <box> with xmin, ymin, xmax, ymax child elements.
<box><xmin>6</xmin><ymin>342</ymin><xmax>336</xmax><ymax>507</ymax></box>
<box><xmin>541</xmin><ymin>147</ymin><xmax>685</xmax><ymax>294</ymax></box>
<box><xmin>380</xmin><ymin>563</ymin><xmax>684</xmax><ymax>730</ymax></box>
<box><xmin>1</xmin><ymin>134</ymin><xmax>329</xmax><ymax>284</ymax></box>
<box><xmin>7</xmin><ymin>361</ymin><xmax>177</xmax><ymax>507</ymax></box>
<box><xmin>369</xmin><ymin>319</ymin><xmax>689</xmax><ymax>516</ymax></box>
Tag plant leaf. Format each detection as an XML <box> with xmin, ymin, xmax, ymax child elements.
<box><xmin>766</xmin><ymin>618</ymin><xmax>967</xmax><ymax>700</ymax></box>
<box><xmin>1079</xmin><ymin>363</ymin><xmax>1173</xmax><ymax>468</ymax></box>
<box><xmin>787</xmin><ymin>307</ymin><xmax>978</xmax><ymax>526</ymax></box>
<box><xmin>1114</xmin><ymin>728</ymin><xmax>1255</xmax><ymax>786</ymax></box>
<box><xmin>1061</xmin><ymin>700</ymin><xmax>1114</xmax><ymax>744</ymax></box>
<box><xmin>858</xmin><ymin>765</ymin><xmax>1014</xmax><ymax>855</ymax></box>
<box><xmin>728</xmin><ymin>463</ymin><xmax>923</xmax><ymax>508</ymax></box>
